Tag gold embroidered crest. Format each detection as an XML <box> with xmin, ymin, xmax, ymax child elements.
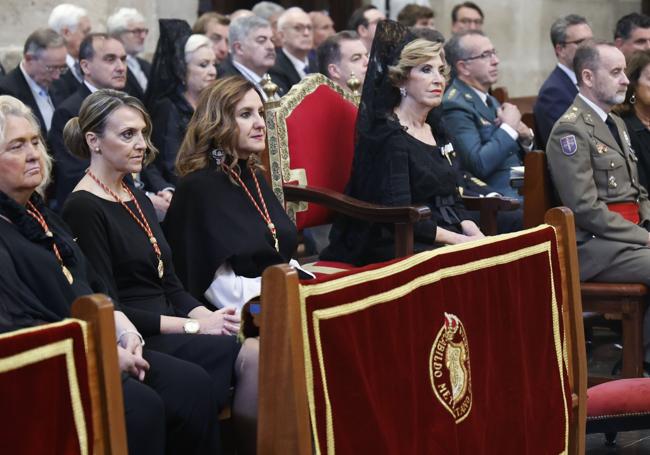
<box><xmin>429</xmin><ymin>313</ymin><xmax>472</xmax><ymax>423</ymax></box>
<box><xmin>596</xmin><ymin>142</ymin><xmax>608</xmax><ymax>154</ymax></box>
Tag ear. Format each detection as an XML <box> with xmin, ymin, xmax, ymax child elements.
<box><xmin>614</xmin><ymin>37</ymin><xmax>624</xmax><ymax>49</ymax></box>
<box><xmin>85</xmin><ymin>132</ymin><xmax>99</xmax><ymax>151</ymax></box>
<box><xmin>79</xmin><ymin>59</ymin><xmax>89</xmax><ymax>77</ymax></box>
<box><xmin>232</xmin><ymin>41</ymin><xmax>243</xmax><ymax>57</ymax></box>
<box><xmin>581</xmin><ymin>68</ymin><xmax>594</xmax><ymax>88</ymax></box>
<box><xmin>327</xmin><ymin>63</ymin><xmax>341</xmax><ymax>80</ymax></box>
<box><xmin>357</xmin><ymin>25</ymin><xmax>368</xmax><ymax>38</ymax></box>
<box><xmin>456</xmin><ymin>60</ymin><xmax>470</xmax><ymax>77</ymax></box>
<box><xmin>553</xmin><ymin>43</ymin><xmax>564</xmax><ymax>58</ymax></box>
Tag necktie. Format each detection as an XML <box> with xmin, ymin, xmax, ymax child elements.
<box><xmin>605</xmin><ymin>115</ymin><xmax>624</xmax><ymax>150</ymax></box>
<box><xmin>485</xmin><ymin>95</ymin><xmax>498</xmax><ymax>117</ymax></box>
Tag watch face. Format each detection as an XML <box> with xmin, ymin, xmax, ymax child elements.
<box><xmin>185</xmin><ymin>320</ymin><xmax>200</xmax><ymax>334</ymax></box>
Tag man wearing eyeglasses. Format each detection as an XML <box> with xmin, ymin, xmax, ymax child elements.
<box><xmin>268</xmin><ymin>7</ymin><xmax>314</xmax><ymax>94</ymax></box>
<box><xmin>451</xmin><ymin>2</ymin><xmax>484</xmax><ymax>34</ymax></box>
<box><xmin>0</xmin><ymin>28</ymin><xmax>67</xmax><ymax>134</ymax></box>
<box><xmin>442</xmin><ymin>31</ymin><xmax>533</xmax><ymax>200</ymax></box>
<box><xmin>534</xmin><ymin>15</ymin><xmax>593</xmax><ymax>148</ymax></box>
<box><xmin>107</xmin><ymin>7</ymin><xmax>151</xmax><ymax>101</ymax></box>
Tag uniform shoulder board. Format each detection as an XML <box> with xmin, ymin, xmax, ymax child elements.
<box><xmin>445</xmin><ymin>87</ymin><xmax>458</xmax><ymax>100</ymax></box>
<box><xmin>560</xmin><ymin>106</ymin><xmax>580</xmax><ymax>123</ymax></box>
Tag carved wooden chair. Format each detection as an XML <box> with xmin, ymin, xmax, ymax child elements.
<box><xmin>546</xmin><ymin>207</ymin><xmax>650</xmax><ymax>447</ymax></box>
<box><xmin>524</xmin><ymin>150</ymin><xmax>648</xmax><ymax>384</ymax></box>
<box><xmin>0</xmin><ymin>294</ymin><xmax>127</xmax><ymax>454</ymax></box>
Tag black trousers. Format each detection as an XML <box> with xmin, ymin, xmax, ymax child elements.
<box><xmin>122</xmin><ymin>349</ymin><xmax>221</xmax><ymax>455</ymax></box>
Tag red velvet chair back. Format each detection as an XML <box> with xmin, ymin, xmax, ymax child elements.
<box><xmin>266</xmin><ymin>74</ymin><xmax>359</xmax><ymax>230</ymax></box>
<box><xmin>0</xmin><ymin>320</ymin><xmax>94</xmax><ymax>455</ymax></box>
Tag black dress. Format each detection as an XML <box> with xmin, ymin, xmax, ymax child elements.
<box><xmin>622</xmin><ymin>111</ymin><xmax>650</xmax><ymax>190</ymax></box>
<box><xmin>321</xmin><ymin>117</ymin><xmax>469</xmax><ymax>265</ymax></box>
<box><xmin>62</xmin><ymin>187</ymin><xmax>240</xmax><ymax>410</ymax></box>
<box><xmin>163</xmin><ymin>160</ymin><xmax>298</xmax><ymax>303</ymax></box>
<box><xmin>0</xmin><ymin>192</ymin><xmax>221</xmax><ymax>455</ymax></box>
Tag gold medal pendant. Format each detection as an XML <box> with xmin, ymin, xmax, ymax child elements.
<box><xmin>62</xmin><ymin>265</ymin><xmax>74</xmax><ymax>285</ymax></box>
<box><xmin>157</xmin><ymin>259</ymin><xmax>164</xmax><ymax>279</ymax></box>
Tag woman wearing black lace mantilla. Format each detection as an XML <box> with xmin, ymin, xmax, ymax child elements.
<box><xmin>321</xmin><ymin>20</ymin><xmax>485</xmax><ymax>266</ymax></box>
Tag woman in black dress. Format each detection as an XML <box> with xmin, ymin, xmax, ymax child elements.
<box><xmin>60</xmin><ymin>89</ymin><xmax>257</xmax><ymax>452</ymax></box>
<box><xmin>321</xmin><ymin>21</ymin><xmax>485</xmax><ymax>266</ymax></box>
<box><xmin>163</xmin><ymin>76</ymin><xmax>299</xmax><ymax>454</ymax></box>
<box><xmin>0</xmin><ymin>95</ymin><xmax>221</xmax><ymax>454</ymax></box>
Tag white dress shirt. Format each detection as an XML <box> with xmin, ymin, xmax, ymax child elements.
<box><xmin>282</xmin><ymin>49</ymin><xmax>309</xmax><ymax>79</ymax></box>
<box><xmin>126</xmin><ymin>55</ymin><xmax>148</xmax><ymax>92</ymax></box>
<box><xmin>20</xmin><ymin>63</ymin><xmax>54</xmax><ymax>131</ymax></box>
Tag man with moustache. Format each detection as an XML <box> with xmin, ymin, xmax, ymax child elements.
<box><xmin>48</xmin><ymin>33</ymin><xmax>128</xmax><ymax>207</ymax></box>
<box><xmin>218</xmin><ymin>15</ymin><xmax>280</xmax><ymax>100</ymax></box>
<box><xmin>547</xmin><ymin>42</ymin><xmax>650</xmax><ymax>289</ymax></box>
<box><xmin>442</xmin><ymin>31</ymin><xmax>533</xmax><ymax>199</ymax></box>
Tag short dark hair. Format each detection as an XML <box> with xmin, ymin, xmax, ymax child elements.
<box><xmin>79</xmin><ymin>33</ymin><xmax>111</xmax><ymax>62</ymax></box>
<box><xmin>192</xmin><ymin>11</ymin><xmax>230</xmax><ymax>34</ymax></box>
<box><xmin>23</xmin><ymin>28</ymin><xmax>65</xmax><ymax>56</ymax></box>
<box><xmin>550</xmin><ymin>14</ymin><xmax>588</xmax><ymax>47</ymax></box>
<box><xmin>451</xmin><ymin>2</ymin><xmax>484</xmax><ymax>23</ymax></box>
<box><xmin>444</xmin><ymin>29</ymin><xmax>484</xmax><ymax>68</ymax></box>
<box><xmin>397</xmin><ymin>4</ymin><xmax>434</xmax><ymax>27</ymax></box>
<box><xmin>347</xmin><ymin>5</ymin><xmax>377</xmax><ymax>31</ymax></box>
<box><xmin>410</xmin><ymin>27</ymin><xmax>445</xmax><ymax>44</ymax></box>
<box><xmin>573</xmin><ymin>41</ymin><xmax>614</xmax><ymax>86</ymax></box>
<box><xmin>614</xmin><ymin>13</ymin><xmax>650</xmax><ymax>41</ymax></box>
<box><xmin>317</xmin><ymin>30</ymin><xmax>359</xmax><ymax>76</ymax></box>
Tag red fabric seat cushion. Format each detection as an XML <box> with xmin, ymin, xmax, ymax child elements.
<box><xmin>587</xmin><ymin>378</ymin><xmax>650</xmax><ymax>418</ymax></box>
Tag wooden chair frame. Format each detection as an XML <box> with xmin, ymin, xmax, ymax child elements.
<box><xmin>524</xmin><ymin>150</ymin><xmax>648</xmax><ymax>384</ymax></box>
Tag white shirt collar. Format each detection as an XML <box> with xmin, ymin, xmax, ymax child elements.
<box><xmin>578</xmin><ymin>93</ymin><xmax>608</xmax><ymax>122</ymax></box>
<box><xmin>232</xmin><ymin>60</ymin><xmax>263</xmax><ymax>84</ymax></box>
<box><xmin>19</xmin><ymin>62</ymin><xmax>47</xmax><ymax>94</ymax></box>
<box><xmin>66</xmin><ymin>54</ymin><xmax>76</xmax><ymax>70</ymax></box>
<box><xmin>557</xmin><ymin>63</ymin><xmax>578</xmax><ymax>86</ymax></box>
<box><xmin>282</xmin><ymin>48</ymin><xmax>308</xmax><ymax>78</ymax></box>
<box><xmin>83</xmin><ymin>80</ymin><xmax>99</xmax><ymax>93</ymax></box>
<box><xmin>469</xmin><ymin>86</ymin><xmax>489</xmax><ymax>105</ymax></box>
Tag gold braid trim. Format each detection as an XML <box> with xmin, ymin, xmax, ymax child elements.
<box><xmin>0</xmin><ymin>320</ymin><xmax>89</xmax><ymax>455</ymax></box>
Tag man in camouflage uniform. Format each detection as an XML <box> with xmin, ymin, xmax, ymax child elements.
<box><xmin>547</xmin><ymin>42</ymin><xmax>650</xmax><ymax>285</ymax></box>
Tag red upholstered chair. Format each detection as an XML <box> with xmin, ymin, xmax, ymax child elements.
<box><xmin>258</xmin><ymin>224</ymin><xmax>578</xmax><ymax>454</ymax></box>
<box><xmin>264</xmin><ymin>74</ymin><xmax>431</xmax><ymax>273</ymax></box>
<box><xmin>546</xmin><ymin>207</ymin><xmax>650</xmax><ymax>448</ymax></box>
<box><xmin>0</xmin><ymin>294</ymin><xmax>127</xmax><ymax>454</ymax></box>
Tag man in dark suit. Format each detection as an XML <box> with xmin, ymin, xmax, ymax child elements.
<box><xmin>218</xmin><ymin>15</ymin><xmax>280</xmax><ymax>100</ymax></box>
<box><xmin>534</xmin><ymin>15</ymin><xmax>593</xmax><ymax>147</ymax></box>
<box><xmin>107</xmin><ymin>7</ymin><xmax>151</xmax><ymax>101</ymax></box>
<box><xmin>48</xmin><ymin>33</ymin><xmax>127</xmax><ymax>207</ymax></box>
<box><xmin>0</xmin><ymin>28</ymin><xmax>67</xmax><ymax>135</ymax></box>
<box><xmin>269</xmin><ymin>7</ymin><xmax>313</xmax><ymax>94</ymax></box>
<box><xmin>48</xmin><ymin>4</ymin><xmax>92</xmax><ymax>101</ymax></box>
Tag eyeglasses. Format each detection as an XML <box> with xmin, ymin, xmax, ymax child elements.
<box><xmin>125</xmin><ymin>28</ymin><xmax>149</xmax><ymax>35</ymax></box>
<box><xmin>44</xmin><ymin>64</ymin><xmax>69</xmax><ymax>74</ymax></box>
<box><xmin>463</xmin><ymin>49</ymin><xmax>498</xmax><ymax>61</ymax></box>
<box><xmin>458</xmin><ymin>18</ymin><xmax>483</xmax><ymax>26</ymax></box>
<box><xmin>561</xmin><ymin>37</ymin><xmax>592</xmax><ymax>47</ymax></box>
<box><xmin>291</xmin><ymin>24</ymin><xmax>312</xmax><ymax>33</ymax></box>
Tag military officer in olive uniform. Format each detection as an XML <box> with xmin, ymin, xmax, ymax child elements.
<box><xmin>442</xmin><ymin>31</ymin><xmax>534</xmax><ymax>200</ymax></box>
<box><xmin>547</xmin><ymin>42</ymin><xmax>650</xmax><ymax>289</ymax></box>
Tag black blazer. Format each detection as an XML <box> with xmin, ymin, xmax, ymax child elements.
<box><xmin>51</xmin><ymin>68</ymin><xmax>82</xmax><ymax>103</ymax></box>
<box><xmin>216</xmin><ymin>56</ymin><xmax>244</xmax><ymax>79</ymax></box>
<box><xmin>48</xmin><ymin>84</ymin><xmax>91</xmax><ymax>207</ymax></box>
<box><xmin>0</xmin><ymin>66</ymin><xmax>64</xmax><ymax>134</ymax></box>
<box><xmin>533</xmin><ymin>66</ymin><xmax>578</xmax><ymax>147</ymax></box>
<box><xmin>124</xmin><ymin>57</ymin><xmax>151</xmax><ymax>101</ymax></box>
<box><xmin>268</xmin><ymin>49</ymin><xmax>302</xmax><ymax>95</ymax></box>
<box><xmin>622</xmin><ymin>112</ymin><xmax>650</xmax><ymax>191</ymax></box>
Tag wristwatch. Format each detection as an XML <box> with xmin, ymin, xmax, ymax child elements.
<box><xmin>183</xmin><ymin>319</ymin><xmax>200</xmax><ymax>334</ymax></box>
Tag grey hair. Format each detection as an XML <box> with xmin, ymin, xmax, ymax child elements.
<box><xmin>277</xmin><ymin>7</ymin><xmax>308</xmax><ymax>31</ymax></box>
<box><xmin>251</xmin><ymin>1</ymin><xmax>285</xmax><ymax>21</ymax></box>
<box><xmin>106</xmin><ymin>7</ymin><xmax>145</xmax><ymax>36</ymax></box>
<box><xmin>550</xmin><ymin>14</ymin><xmax>588</xmax><ymax>47</ymax></box>
<box><xmin>0</xmin><ymin>95</ymin><xmax>52</xmax><ymax>195</ymax></box>
<box><xmin>48</xmin><ymin>3</ymin><xmax>88</xmax><ymax>34</ymax></box>
<box><xmin>229</xmin><ymin>15</ymin><xmax>271</xmax><ymax>52</ymax></box>
<box><xmin>184</xmin><ymin>34</ymin><xmax>212</xmax><ymax>64</ymax></box>
<box><xmin>444</xmin><ymin>30</ymin><xmax>484</xmax><ymax>69</ymax></box>
<box><xmin>23</xmin><ymin>28</ymin><xmax>65</xmax><ymax>57</ymax></box>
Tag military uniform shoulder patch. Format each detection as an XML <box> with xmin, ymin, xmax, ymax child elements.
<box><xmin>560</xmin><ymin>134</ymin><xmax>578</xmax><ymax>156</ymax></box>
<box><xmin>463</xmin><ymin>93</ymin><xmax>473</xmax><ymax>101</ymax></box>
<box><xmin>562</xmin><ymin>107</ymin><xmax>579</xmax><ymax>122</ymax></box>
<box><xmin>446</xmin><ymin>87</ymin><xmax>458</xmax><ymax>100</ymax></box>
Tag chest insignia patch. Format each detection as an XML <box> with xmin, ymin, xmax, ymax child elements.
<box><xmin>560</xmin><ymin>134</ymin><xmax>578</xmax><ymax>156</ymax></box>
<box><xmin>596</xmin><ymin>142</ymin><xmax>608</xmax><ymax>154</ymax></box>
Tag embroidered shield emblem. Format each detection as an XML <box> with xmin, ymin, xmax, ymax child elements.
<box><xmin>560</xmin><ymin>135</ymin><xmax>577</xmax><ymax>156</ymax></box>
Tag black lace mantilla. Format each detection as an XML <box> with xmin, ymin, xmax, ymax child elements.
<box><xmin>0</xmin><ymin>192</ymin><xmax>76</xmax><ymax>266</ymax></box>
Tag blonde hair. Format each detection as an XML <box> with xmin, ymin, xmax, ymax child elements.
<box><xmin>0</xmin><ymin>95</ymin><xmax>52</xmax><ymax>196</ymax></box>
<box><xmin>176</xmin><ymin>76</ymin><xmax>261</xmax><ymax>178</ymax></box>
<box><xmin>63</xmin><ymin>89</ymin><xmax>157</xmax><ymax>165</ymax></box>
<box><xmin>388</xmin><ymin>38</ymin><xmax>448</xmax><ymax>86</ymax></box>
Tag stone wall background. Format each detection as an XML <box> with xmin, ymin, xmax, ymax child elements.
<box><xmin>0</xmin><ymin>0</ymin><xmax>642</xmax><ymax>96</ymax></box>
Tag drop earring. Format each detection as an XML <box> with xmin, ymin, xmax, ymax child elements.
<box><xmin>399</xmin><ymin>87</ymin><xmax>407</xmax><ymax>97</ymax></box>
<box><xmin>630</xmin><ymin>93</ymin><xmax>637</xmax><ymax>105</ymax></box>
<box><xmin>210</xmin><ymin>147</ymin><xmax>225</xmax><ymax>165</ymax></box>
